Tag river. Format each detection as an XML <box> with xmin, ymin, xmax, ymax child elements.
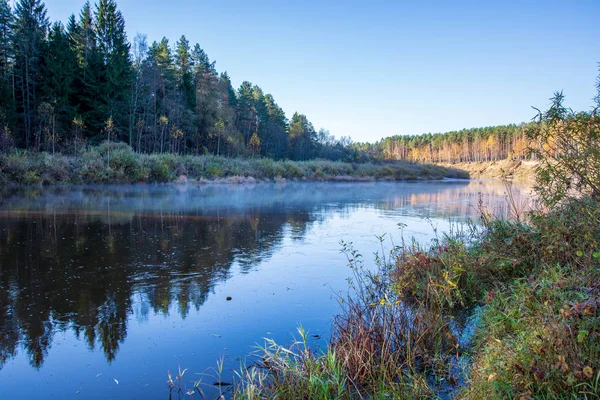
<box><xmin>0</xmin><ymin>181</ymin><xmax>531</xmax><ymax>399</ymax></box>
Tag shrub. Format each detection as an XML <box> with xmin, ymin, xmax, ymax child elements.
<box><xmin>0</xmin><ymin>143</ymin><xmax>467</xmax><ymax>185</ymax></box>
<box><xmin>463</xmin><ymin>261</ymin><xmax>600</xmax><ymax>399</ymax></box>
<box><xmin>109</xmin><ymin>147</ymin><xmax>145</xmax><ymax>182</ymax></box>
<box><xmin>146</xmin><ymin>155</ymin><xmax>175</xmax><ymax>182</ymax></box>
<box><xmin>23</xmin><ymin>170</ymin><xmax>40</xmax><ymax>184</ymax></box>
<box><xmin>528</xmin><ymin>92</ymin><xmax>600</xmax><ymax>205</ymax></box>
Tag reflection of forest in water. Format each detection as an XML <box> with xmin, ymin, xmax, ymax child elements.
<box><xmin>379</xmin><ymin>181</ymin><xmax>533</xmax><ymax>219</ymax></box>
<box><xmin>0</xmin><ymin>207</ymin><xmax>314</xmax><ymax>370</ymax></box>
<box><xmin>0</xmin><ymin>181</ymin><xmax>528</xmax><ymax>370</ymax></box>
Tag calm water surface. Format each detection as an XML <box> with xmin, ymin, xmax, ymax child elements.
<box><xmin>0</xmin><ymin>181</ymin><xmax>531</xmax><ymax>399</ymax></box>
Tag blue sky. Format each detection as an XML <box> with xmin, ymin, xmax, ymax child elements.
<box><xmin>40</xmin><ymin>0</ymin><xmax>600</xmax><ymax>143</ymax></box>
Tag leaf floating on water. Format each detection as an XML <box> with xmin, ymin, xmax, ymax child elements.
<box><xmin>113</xmin><ymin>378</ymin><xmax>119</xmax><ymax>385</ymax></box>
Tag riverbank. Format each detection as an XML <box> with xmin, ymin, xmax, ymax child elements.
<box><xmin>231</xmin><ymin>195</ymin><xmax>600</xmax><ymax>399</ymax></box>
<box><xmin>0</xmin><ymin>142</ymin><xmax>468</xmax><ymax>186</ymax></box>
<box><xmin>437</xmin><ymin>159</ymin><xmax>538</xmax><ymax>181</ymax></box>
<box><xmin>225</xmin><ymin>91</ymin><xmax>600</xmax><ymax>399</ymax></box>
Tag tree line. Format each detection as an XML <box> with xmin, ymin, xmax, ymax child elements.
<box><xmin>1</xmin><ymin>0</ymin><xmax>597</xmax><ymax>166</ymax></box>
<box><xmin>353</xmin><ymin>66</ymin><xmax>600</xmax><ymax>165</ymax></box>
<box><xmin>0</xmin><ymin>0</ymin><xmax>355</xmax><ymax>161</ymax></box>
<box><xmin>352</xmin><ymin>123</ymin><xmax>535</xmax><ymax>163</ymax></box>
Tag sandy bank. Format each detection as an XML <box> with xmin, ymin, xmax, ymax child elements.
<box><xmin>437</xmin><ymin>159</ymin><xmax>537</xmax><ymax>181</ymax></box>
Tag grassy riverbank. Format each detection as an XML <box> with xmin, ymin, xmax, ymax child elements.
<box><xmin>226</xmin><ymin>93</ymin><xmax>600</xmax><ymax>399</ymax></box>
<box><xmin>229</xmin><ymin>194</ymin><xmax>599</xmax><ymax>399</ymax></box>
<box><xmin>0</xmin><ymin>142</ymin><xmax>468</xmax><ymax>186</ymax></box>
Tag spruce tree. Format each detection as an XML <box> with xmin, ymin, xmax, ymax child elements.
<box><xmin>174</xmin><ymin>35</ymin><xmax>194</xmax><ymax>109</ymax></box>
<box><xmin>288</xmin><ymin>112</ymin><xmax>316</xmax><ymax>160</ymax></box>
<box><xmin>191</xmin><ymin>43</ymin><xmax>218</xmax><ymax>152</ymax></box>
<box><xmin>216</xmin><ymin>72</ymin><xmax>242</xmax><ymax>156</ymax></box>
<box><xmin>129</xmin><ymin>33</ymin><xmax>148</xmax><ymax>149</ymax></box>
<box><xmin>0</xmin><ymin>0</ymin><xmax>13</xmax><ymax>83</ymax></box>
<box><xmin>41</xmin><ymin>22</ymin><xmax>77</xmax><ymax>151</ymax></box>
<box><xmin>236</xmin><ymin>81</ymin><xmax>256</xmax><ymax>146</ymax></box>
<box><xmin>0</xmin><ymin>0</ymin><xmax>16</xmax><ymax>135</ymax></box>
<box><xmin>13</xmin><ymin>0</ymin><xmax>49</xmax><ymax>149</ymax></box>
<box><xmin>95</xmin><ymin>0</ymin><xmax>131</xmax><ymax>140</ymax></box>
<box><xmin>263</xmin><ymin>93</ymin><xmax>288</xmax><ymax>159</ymax></box>
<box><xmin>68</xmin><ymin>2</ymin><xmax>104</xmax><ymax>139</ymax></box>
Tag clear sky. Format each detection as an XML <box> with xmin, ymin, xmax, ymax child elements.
<box><xmin>38</xmin><ymin>0</ymin><xmax>600</xmax><ymax>143</ymax></box>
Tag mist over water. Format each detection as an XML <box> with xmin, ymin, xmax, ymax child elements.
<box><xmin>0</xmin><ymin>181</ymin><xmax>531</xmax><ymax>399</ymax></box>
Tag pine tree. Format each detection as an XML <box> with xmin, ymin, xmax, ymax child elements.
<box><xmin>288</xmin><ymin>112</ymin><xmax>316</xmax><ymax>160</ymax></box>
<box><xmin>0</xmin><ymin>0</ymin><xmax>13</xmax><ymax>83</ymax></box>
<box><xmin>70</xmin><ymin>2</ymin><xmax>95</xmax><ymax>79</ymax></box>
<box><xmin>215</xmin><ymin>72</ymin><xmax>242</xmax><ymax>156</ymax></box>
<box><xmin>263</xmin><ymin>93</ymin><xmax>288</xmax><ymax>159</ymax></box>
<box><xmin>13</xmin><ymin>0</ymin><xmax>49</xmax><ymax>149</ymax></box>
<box><xmin>236</xmin><ymin>81</ymin><xmax>256</xmax><ymax>146</ymax></box>
<box><xmin>174</xmin><ymin>35</ymin><xmax>194</xmax><ymax>109</ymax></box>
<box><xmin>129</xmin><ymin>32</ymin><xmax>147</xmax><ymax>149</ymax></box>
<box><xmin>219</xmin><ymin>72</ymin><xmax>236</xmax><ymax>109</ymax></box>
<box><xmin>95</xmin><ymin>0</ymin><xmax>132</xmax><ymax>140</ymax></box>
<box><xmin>41</xmin><ymin>22</ymin><xmax>77</xmax><ymax>152</ymax></box>
<box><xmin>191</xmin><ymin>43</ymin><xmax>218</xmax><ymax>152</ymax></box>
<box><xmin>146</xmin><ymin>38</ymin><xmax>175</xmax><ymax>152</ymax></box>
<box><xmin>0</xmin><ymin>0</ymin><xmax>16</xmax><ymax>135</ymax></box>
<box><xmin>68</xmin><ymin>2</ymin><xmax>104</xmax><ymax>138</ymax></box>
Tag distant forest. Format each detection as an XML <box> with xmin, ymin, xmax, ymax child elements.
<box><xmin>356</xmin><ymin>124</ymin><xmax>535</xmax><ymax>163</ymax></box>
<box><xmin>0</xmin><ymin>0</ymin><xmax>588</xmax><ymax>165</ymax></box>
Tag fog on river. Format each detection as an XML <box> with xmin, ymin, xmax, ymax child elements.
<box><xmin>0</xmin><ymin>181</ymin><xmax>532</xmax><ymax>399</ymax></box>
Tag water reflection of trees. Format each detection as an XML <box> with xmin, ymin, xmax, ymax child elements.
<box><xmin>0</xmin><ymin>208</ymin><xmax>314</xmax><ymax>369</ymax></box>
<box><xmin>377</xmin><ymin>181</ymin><xmax>532</xmax><ymax>219</ymax></box>
<box><xmin>0</xmin><ymin>181</ymin><xmax>528</xmax><ymax>370</ymax></box>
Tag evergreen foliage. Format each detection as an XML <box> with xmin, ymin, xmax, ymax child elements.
<box><xmin>0</xmin><ymin>0</ymin><xmax>595</xmax><ymax>167</ymax></box>
<box><xmin>0</xmin><ymin>0</ymin><xmax>361</xmax><ymax>161</ymax></box>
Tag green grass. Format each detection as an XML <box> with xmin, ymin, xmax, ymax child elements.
<box><xmin>459</xmin><ymin>198</ymin><xmax>600</xmax><ymax>399</ymax></box>
<box><xmin>229</xmin><ymin>195</ymin><xmax>600</xmax><ymax>399</ymax></box>
<box><xmin>0</xmin><ymin>141</ymin><xmax>468</xmax><ymax>185</ymax></box>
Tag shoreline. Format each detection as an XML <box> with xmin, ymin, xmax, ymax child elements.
<box><xmin>0</xmin><ymin>143</ymin><xmax>469</xmax><ymax>186</ymax></box>
<box><xmin>232</xmin><ymin>196</ymin><xmax>599</xmax><ymax>399</ymax></box>
<box><xmin>437</xmin><ymin>159</ymin><xmax>538</xmax><ymax>181</ymax></box>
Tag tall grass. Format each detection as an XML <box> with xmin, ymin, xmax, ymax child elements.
<box><xmin>230</xmin><ymin>194</ymin><xmax>600</xmax><ymax>399</ymax></box>
<box><xmin>231</xmin><ymin>86</ymin><xmax>600</xmax><ymax>398</ymax></box>
<box><xmin>0</xmin><ymin>142</ymin><xmax>468</xmax><ymax>185</ymax></box>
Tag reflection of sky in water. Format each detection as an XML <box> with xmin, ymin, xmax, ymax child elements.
<box><xmin>0</xmin><ymin>181</ymin><xmax>532</xmax><ymax>399</ymax></box>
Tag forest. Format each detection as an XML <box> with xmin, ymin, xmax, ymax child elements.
<box><xmin>0</xmin><ymin>0</ymin><xmax>539</xmax><ymax>167</ymax></box>
<box><xmin>1</xmin><ymin>0</ymin><xmax>596</xmax><ymax>180</ymax></box>
<box><xmin>0</xmin><ymin>0</ymin><xmax>359</xmax><ymax>162</ymax></box>
<box><xmin>356</xmin><ymin>123</ymin><xmax>534</xmax><ymax>163</ymax></box>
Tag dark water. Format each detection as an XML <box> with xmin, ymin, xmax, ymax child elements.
<box><xmin>0</xmin><ymin>181</ymin><xmax>531</xmax><ymax>399</ymax></box>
